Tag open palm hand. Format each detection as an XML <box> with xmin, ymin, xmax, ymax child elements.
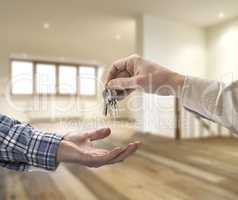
<box><xmin>57</xmin><ymin>128</ymin><xmax>141</xmax><ymax>168</ymax></box>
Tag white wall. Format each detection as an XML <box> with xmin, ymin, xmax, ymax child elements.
<box><xmin>143</xmin><ymin>16</ymin><xmax>207</xmax><ymax>76</ymax></box>
<box><xmin>141</xmin><ymin>16</ymin><xmax>207</xmax><ymax>138</ymax></box>
<box><xmin>207</xmin><ymin>17</ymin><xmax>238</xmax><ymax>82</ymax></box>
<box><xmin>206</xmin><ymin>17</ymin><xmax>238</xmax><ymax>136</ymax></box>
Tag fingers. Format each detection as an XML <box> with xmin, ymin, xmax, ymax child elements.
<box><xmin>106</xmin><ymin>54</ymin><xmax>139</xmax><ymax>83</ymax></box>
<box><xmin>106</xmin><ymin>58</ymin><xmax>129</xmax><ymax>82</ymax></box>
<box><xmin>107</xmin><ymin>141</ymin><xmax>141</xmax><ymax>164</ymax></box>
<box><xmin>98</xmin><ymin>147</ymin><xmax>124</xmax><ymax>162</ymax></box>
<box><xmin>106</xmin><ymin>71</ymin><xmax>134</xmax><ymax>100</ymax></box>
<box><xmin>107</xmin><ymin>77</ymin><xmax>140</xmax><ymax>90</ymax></box>
<box><xmin>85</xmin><ymin>142</ymin><xmax>141</xmax><ymax>168</ymax></box>
<box><xmin>106</xmin><ymin>60</ymin><xmax>128</xmax><ymax>83</ymax></box>
<box><xmin>87</xmin><ymin>128</ymin><xmax>111</xmax><ymax>141</ymax></box>
<box><xmin>115</xmin><ymin>89</ymin><xmax>134</xmax><ymax>101</ymax></box>
<box><xmin>106</xmin><ymin>67</ymin><xmax>118</xmax><ymax>84</ymax></box>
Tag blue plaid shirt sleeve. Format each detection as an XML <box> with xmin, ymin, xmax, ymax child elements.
<box><xmin>0</xmin><ymin>114</ymin><xmax>63</xmax><ymax>171</ymax></box>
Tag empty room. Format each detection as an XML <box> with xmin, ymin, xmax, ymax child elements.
<box><xmin>1</xmin><ymin>0</ymin><xmax>238</xmax><ymax>200</ymax></box>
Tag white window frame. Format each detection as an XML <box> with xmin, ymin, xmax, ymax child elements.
<box><xmin>10</xmin><ymin>58</ymin><xmax>98</xmax><ymax>97</ymax></box>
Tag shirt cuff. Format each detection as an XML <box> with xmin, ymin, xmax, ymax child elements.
<box><xmin>181</xmin><ymin>76</ymin><xmax>221</xmax><ymax>120</ymax></box>
<box><xmin>26</xmin><ymin>131</ymin><xmax>63</xmax><ymax>171</ymax></box>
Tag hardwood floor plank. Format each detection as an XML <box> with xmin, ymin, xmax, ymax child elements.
<box><xmin>20</xmin><ymin>171</ymin><xmax>65</xmax><ymax>200</ymax></box>
<box><xmin>5</xmin><ymin>171</ymin><xmax>28</xmax><ymax>200</ymax></box>
<box><xmin>50</xmin><ymin>165</ymin><xmax>98</xmax><ymax>200</ymax></box>
<box><xmin>82</xmin><ymin>160</ymin><xmax>190</xmax><ymax>200</ymax></box>
<box><xmin>67</xmin><ymin>164</ymin><xmax>131</xmax><ymax>200</ymax></box>
<box><xmin>124</xmin><ymin>155</ymin><xmax>238</xmax><ymax>200</ymax></box>
<box><xmin>121</xmin><ymin>135</ymin><xmax>238</xmax><ymax>181</ymax></box>
<box><xmin>137</xmin><ymin>150</ymin><xmax>225</xmax><ymax>183</ymax></box>
<box><xmin>0</xmin><ymin>169</ymin><xmax>6</xmax><ymax>200</ymax></box>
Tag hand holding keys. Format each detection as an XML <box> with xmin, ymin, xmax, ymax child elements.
<box><xmin>103</xmin><ymin>88</ymin><xmax>119</xmax><ymax>118</ymax></box>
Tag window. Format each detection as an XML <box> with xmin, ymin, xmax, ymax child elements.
<box><xmin>36</xmin><ymin>64</ymin><xmax>56</xmax><ymax>94</ymax></box>
<box><xmin>79</xmin><ymin>66</ymin><xmax>96</xmax><ymax>95</ymax></box>
<box><xmin>59</xmin><ymin>66</ymin><xmax>77</xmax><ymax>94</ymax></box>
<box><xmin>10</xmin><ymin>59</ymin><xmax>98</xmax><ymax>96</ymax></box>
<box><xmin>11</xmin><ymin>61</ymin><xmax>33</xmax><ymax>94</ymax></box>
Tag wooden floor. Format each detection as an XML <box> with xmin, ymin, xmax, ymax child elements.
<box><xmin>1</xmin><ymin>123</ymin><xmax>238</xmax><ymax>200</ymax></box>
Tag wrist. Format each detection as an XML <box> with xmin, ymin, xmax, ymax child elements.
<box><xmin>56</xmin><ymin>140</ymin><xmax>66</xmax><ymax>163</ymax></box>
<box><xmin>57</xmin><ymin>139</ymin><xmax>78</xmax><ymax>163</ymax></box>
<box><xmin>174</xmin><ymin>73</ymin><xmax>185</xmax><ymax>89</ymax></box>
<box><xmin>168</xmin><ymin>72</ymin><xmax>185</xmax><ymax>97</ymax></box>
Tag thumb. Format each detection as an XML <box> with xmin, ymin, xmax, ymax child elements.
<box><xmin>107</xmin><ymin>77</ymin><xmax>140</xmax><ymax>90</ymax></box>
<box><xmin>88</xmin><ymin>128</ymin><xmax>111</xmax><ymax>141</ymax></box>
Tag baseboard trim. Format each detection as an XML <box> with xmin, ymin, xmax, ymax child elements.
<box><xmin>30</xmin><ymin>117</ymin><xmax>136</xmax><ymax>124</ymax></box>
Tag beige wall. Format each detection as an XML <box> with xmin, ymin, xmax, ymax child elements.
<box><xmin>143</xmin><ymin>16</ymin><xmax>207</xmax><ymax>77</ymax></box>
<box><xmin>206</xmin><ymin>17</ymin><xmax>238</xmax><ymax>136</ymax></box>
<box><xmin>141</xmin><ymin>16</ymin><xmax>207</xmax><ymax>138</ymax></box>
<box><xmin>139</xmin><ymin>16</ymin><xmax>238</xmax><ymax>138</ymax></box>
<box><xmin>207</xmin><ymin>17</ymin><xmax>238</xmax><ymax>81</ymax></box>
<box><xmin>0</xmin><ymin>15</ymin><xmax>137</xmax><ymax>121</ymax></box>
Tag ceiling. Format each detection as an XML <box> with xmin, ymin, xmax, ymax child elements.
<box><xmin>1</xmin><ymin>0</ymin><xmax>238</xmax><ymax>28</ymax></box>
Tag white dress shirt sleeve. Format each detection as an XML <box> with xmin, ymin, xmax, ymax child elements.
<box><xmin>181</xmin><ymin>76</ymin><xmax>238</xmax><ymax>133</ymax></box>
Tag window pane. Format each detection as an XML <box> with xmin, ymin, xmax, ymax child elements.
<box><xmin>36</xmin><ymin>64</ymin><xmax>56</xmax><ymax>94</ymax></box>
<box><xmin>59</xmin><ymin>66</ymin><xmax>77</xmax><ymax>94</ymax></box>
<box><xmin>11</xmin><ymin>61</ymin><xmax>33</xmax><ymax>94</ymax></box>
<box><xmin>79</xmin><ymin>66</ymin><xmax>96</xmax><ymax>95</ymax></box>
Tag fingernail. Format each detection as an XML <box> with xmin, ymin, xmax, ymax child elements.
<box><xmin>102</xmin><ymin>128</ymin><xmax>110</xmax><ymax>132</ymax></box>
<box><xmin>107</xmin><ymin>81</ymin><xmax>112</xmax><ymax>87</ymax></box>
<box><xmin>128</xmin><ymin>143</ymin><xmax>135</xmax><ymax>147</ymax></box>
<box><xmin>135</xmin><ymin>141</ymin><xmax>142</xmax><ymax>146</ymax></box>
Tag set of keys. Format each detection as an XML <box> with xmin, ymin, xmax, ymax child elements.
<box><xmin>103</xmin><ymin>88</ymin><xmax>119</xmax><ymax>118</ymax></box>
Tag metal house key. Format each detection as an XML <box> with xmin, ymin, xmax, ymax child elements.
<box><xmin>103</xmin><ymin>88</ymin><xmax>118</xmax><ymax>117</ymax></box>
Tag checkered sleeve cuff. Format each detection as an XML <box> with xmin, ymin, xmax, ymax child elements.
<box><xmin>0</xmin><ymin>114</ymin><xmax>63</xmax><ymax>171</ymax></box>
<box><xmin>26</xmin><ymin>129</ymin><xmax>63</xmax><ymax>171</ymax></box>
